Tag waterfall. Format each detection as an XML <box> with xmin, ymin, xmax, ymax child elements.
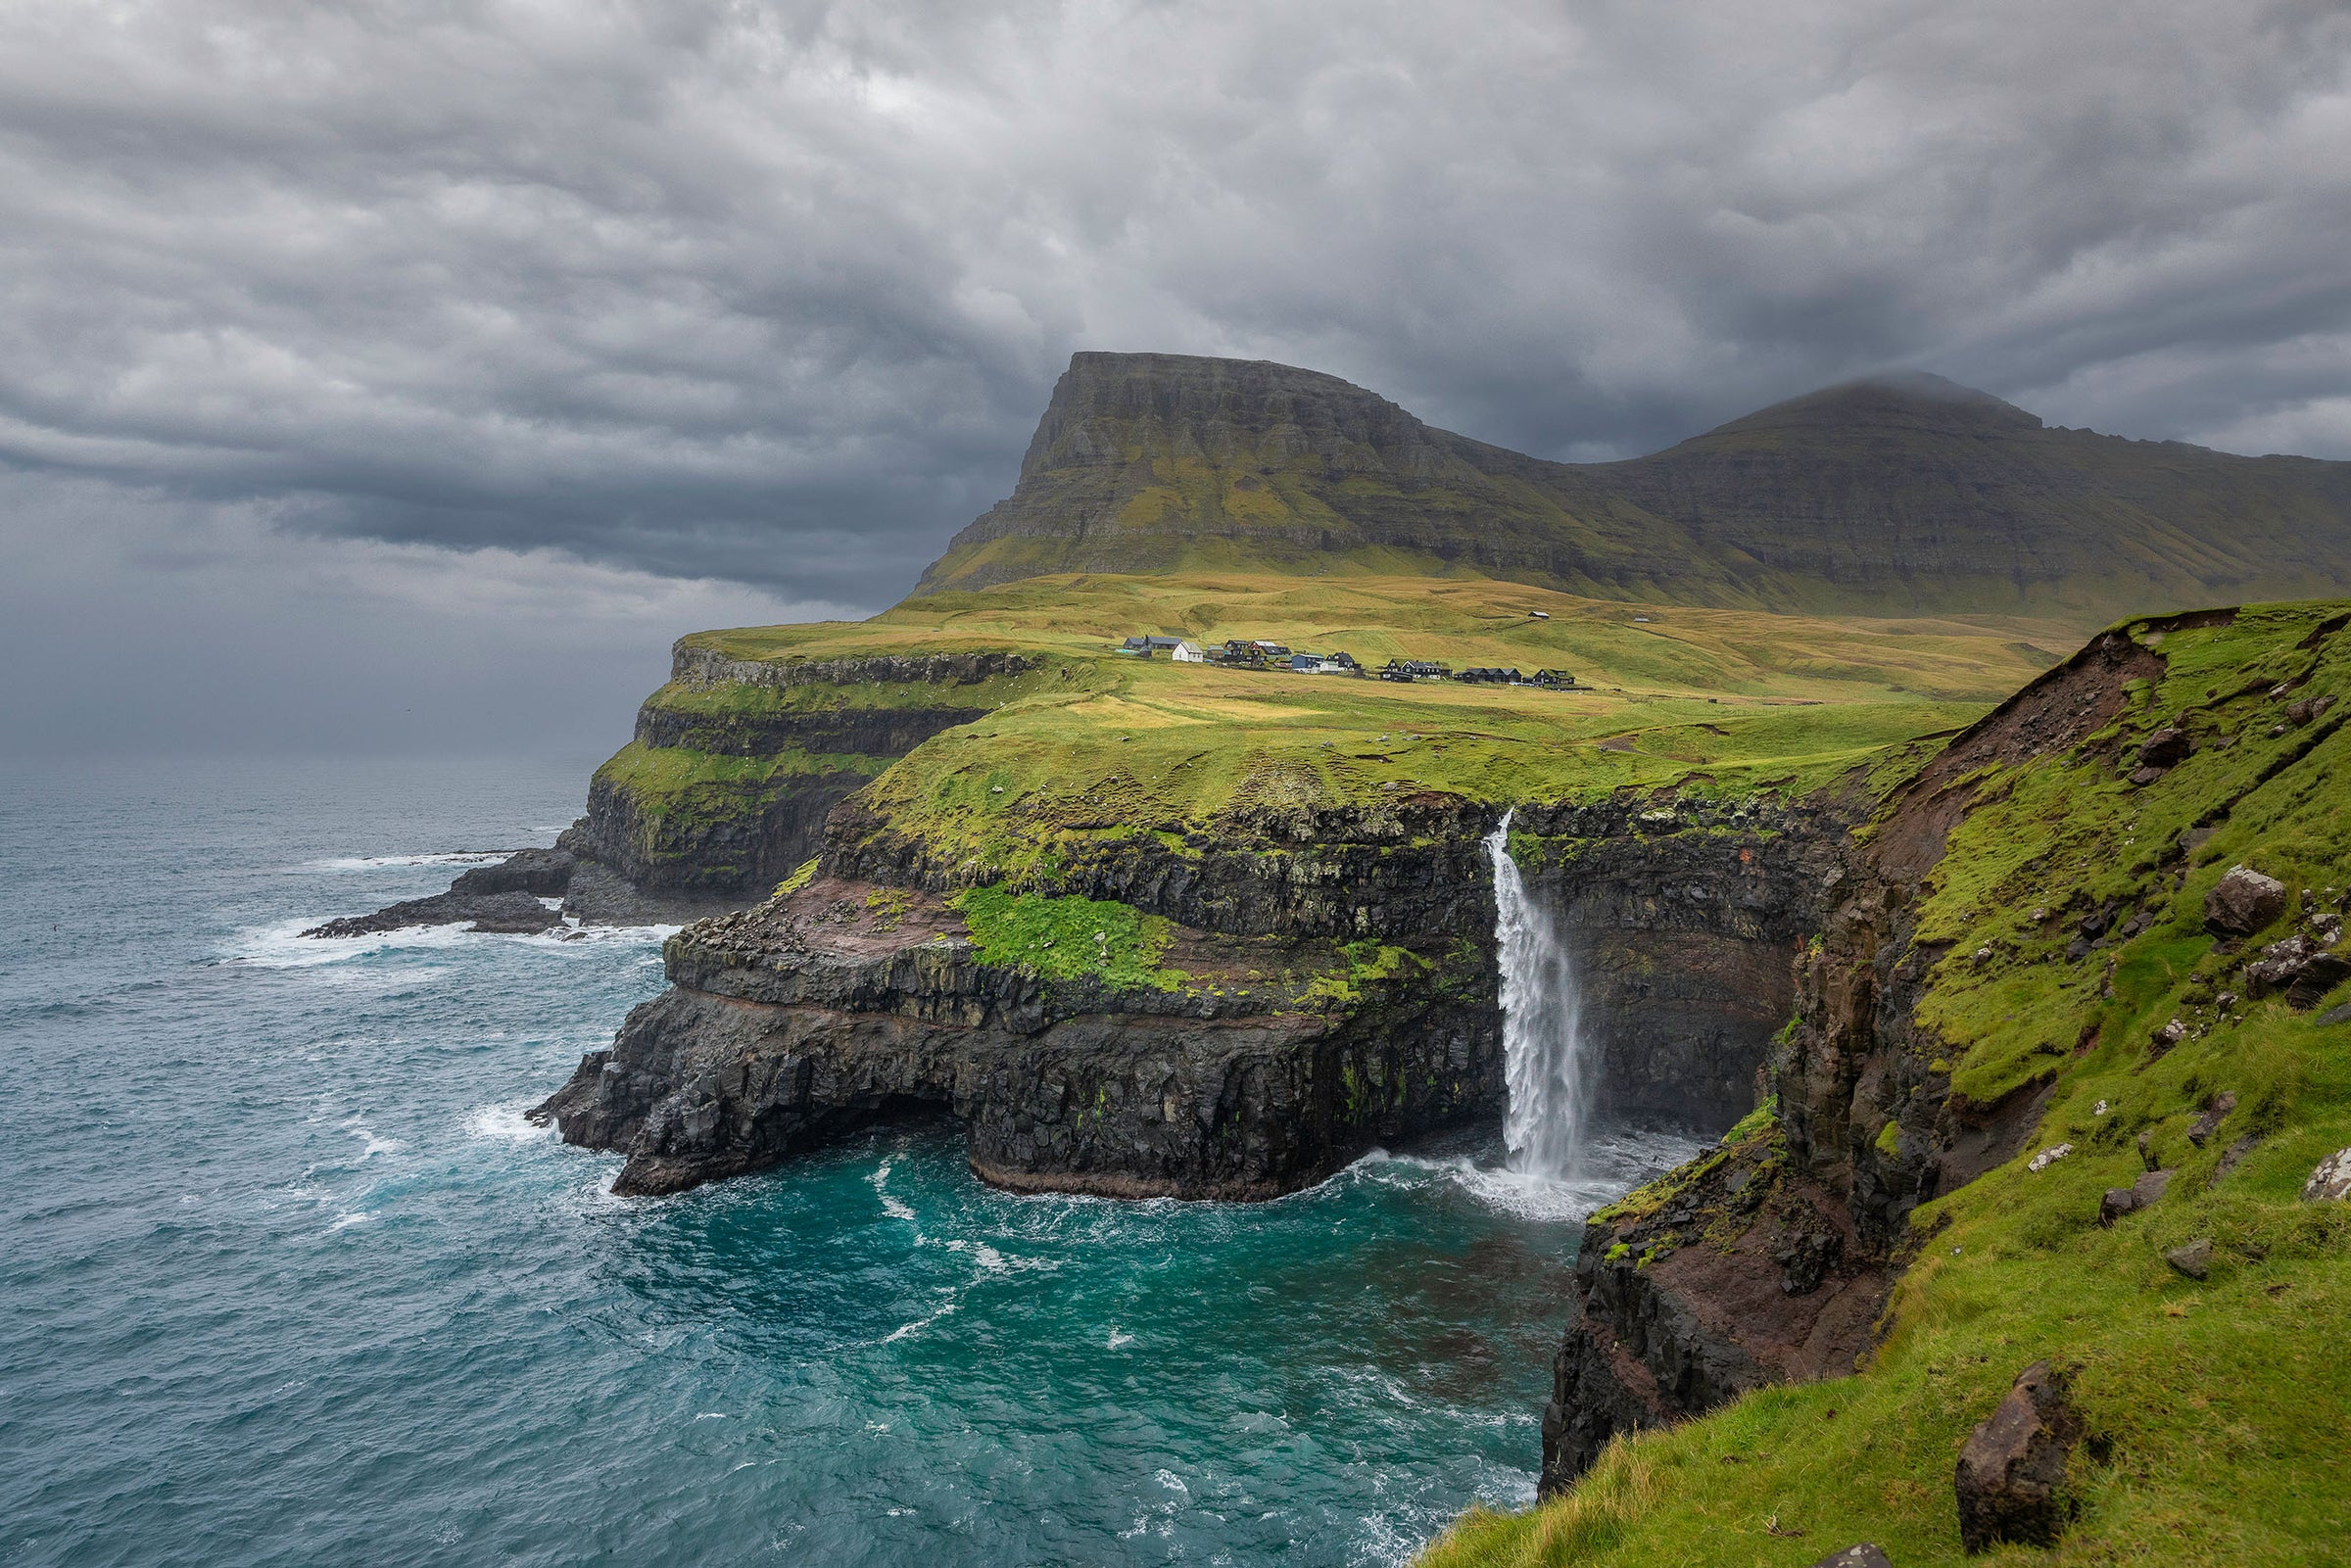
<box><xmin>1484</xmin><ymin>809</ymin><xmax>1590</xmax><ymax>1180</ymax></box>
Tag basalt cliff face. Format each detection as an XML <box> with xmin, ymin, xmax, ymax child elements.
<box><xmin>533</xmin><ymin>878</ymin><xmax>1499</xmax><ymax>1199</ymax></box>
<box><xmin>535</xmin><ymin>777</ymin><xmax>1856</xmax><ymax>1198</ymax></box>
<box><xmin>1530</xmin><ymin>602</ymin><xmax>2351</xmax><ymax>1506</ymax></box>
<box><xmin>561</xmin><ymin>647</ymin><xmax>1038</xmax><ymax>903</ymax></box>
<box><xmin>916</xmin><ymin>354</ymin><xmax>2351</xmax><ymax>623</ymax></box>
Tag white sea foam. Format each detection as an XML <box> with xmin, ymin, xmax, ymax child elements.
<box><xmin>228</xmin><ymin>913</ymin><xmax>672</xmax><ymax>970</ymax></box>
<box><xmin>464</xmin><ymin>1100</ymin><xmax>552</xmax><ymax>1143</ymax></box>
<box><xmin>511</xmin><ymin>922</ymin><xmax>681</xmax><ymax>950</ymax></box>
<box><xmin>294</xmin><ymin>851</ymin><xmax>511</xmax><ymax>873</ymax></box>
<box><xmin>871</xmin><ymin>1162</ymin><xmax>920</xmax><ymax>1226</ymax></box>
<box><xmin>343</xmin><ymin>1117</ymin><xmax>405</xmax><ymax>1159</ymax></box>
<box><xmin>226</xmin><ymin>916</ymin><xmax>478</xmax><ymax>969</ymax></box>
<box><xmin>880</xmin><ymin>1301</ymin><xmax>958</xmax><ymax>1344</ymax></box>
<box><xmin>1344</xmin><ymin>1125</ymin><xmax>1709</xmax><ymax>1224</ymax></box>
<box><xmin>1107</xmin><ymin>1327</ymin><xmax>1133</xmax><ymax>1350</ymax></box>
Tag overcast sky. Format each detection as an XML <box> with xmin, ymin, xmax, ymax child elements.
<box><xmin>5</xmin><ymin>0</ymin><xmax>2349</xmax><ymax>757</ymax></box>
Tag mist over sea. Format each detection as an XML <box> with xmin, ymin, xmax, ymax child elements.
<box><xmin>0</xmin><ymin>756</ymin><xmax>1696</xmax><ymax>1566</ymax></box>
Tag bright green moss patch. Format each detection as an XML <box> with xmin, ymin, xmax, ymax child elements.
<box><xmin>597</xmin><ymin>738</ymin><xmax>888</xmax><ymax>795</ymax></box>
<box><xmin>1301</xmin><ymin>939</ymin><xmax>1427</xmax><ymax>1009</ymax></box>
<box><xmin>1418</xmin><ymin>600</ymin><xmax>2351</xmax><ymax>1567</ymax></box>
<box><xmin>951</xmin><ymin>885</ymin><xmax>1186</xmax><ymax>990</ymax></box>
<box><xmin>1590</xmin><ymin>1097</ymin><xmax>1783</xmax><ymax>1231</ymax></box>
<box><xmin>589</xmin><ymin>742</ymin><xmax>891</xmax><ymax>885</ymax></box>
<box><xmin>772</xmin><ymin>857</ymin><xmax>819</xmax><ymax>899</ymax></box>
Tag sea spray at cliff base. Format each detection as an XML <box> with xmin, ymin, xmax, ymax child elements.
<box><xmin>0</xmin><ymin>756</ymin><xmax>1705</xmax><ymax>1568</ymax></box>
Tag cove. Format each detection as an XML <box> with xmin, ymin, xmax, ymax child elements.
<box><xmin>0</xmin><ymin>756</ymin><xmax>1703</xmax><ymax>1568</ymax></box>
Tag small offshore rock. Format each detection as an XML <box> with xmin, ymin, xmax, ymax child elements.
<box><xmin>2186</xmin><ymin>1092</ymin><xmax>2237</xmax><ymax>1148</ymax></box>
<box><xmin>1809</xmin><ymin>1547</ymin><xmax>1893</xmax><ymax>1568</ymax></box>
<box><xmin>2204</xmin><ymin>866</ymin><xmax>2287</xmax><ymax>935</ymax></box>
<box><xmin>1955</xmin><ymin>1360</ymin><xmax>2086</xmax><ymax>1553</ymax></box>
<box><xmin>303</xmin><ymin>887</ymin><xmax>563</xmax><ymax>938</ymax></box>
<box><xmin>2100</xmin><ymin>1168</ymin><xmax>2173</xmax><ymax>1225</ymax></box>
<box><xmin>2027</xmin><ymin>1143</ymin><xmax>2073</xmax><ymax>1172</ymax></box>
<box><xmin>2164</xmin><ymin>1238</ymin><xmax>2213</xmax><ymax>1279</ymax></box>
<box><xmin>2304</xmin><ymin>1149</ymin><xmax>2351</xmax><ymax>1203</ymax></box>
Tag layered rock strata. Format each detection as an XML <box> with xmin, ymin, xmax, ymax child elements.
<box><xmin>1540</xmin><ymin>627</ymin><xmax>2167</xmax><ymax>1494</ymax></box>
<box><xmin>533</xmin><ymin>879</ymin><xmax>1501</xmax><ymax>1198</ymax></box>
<box><xmin>566</xmin><ymin>649</ymin><xmax>1036</xmax><ymax>898</ymax></box>
<box><xmin>1538</xmin><ymin>606</ymin><xmax>2351</xmax><ymax>1497</ymax></box>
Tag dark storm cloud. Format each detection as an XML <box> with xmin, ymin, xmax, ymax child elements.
<box><xmin>3</xmin><ymin>0</ymin><xmax>2350</xmax><ymax>611</ymax></box>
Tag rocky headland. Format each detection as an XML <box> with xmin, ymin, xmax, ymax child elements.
<box><xmin>313</xmin><ymin>351</ymin><xmax>2351</xmax><ymax>1559</ymax></box>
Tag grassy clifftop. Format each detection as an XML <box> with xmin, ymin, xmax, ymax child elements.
<box><xmin>613</xmin><ymin>571</ymin><xmax>2064</xmax><ymax>897</ymax></box>
<box><xmin>1421</xmin><ymin>600</ymin><xmax>2351</xmax><ymax>1566</ymax></box>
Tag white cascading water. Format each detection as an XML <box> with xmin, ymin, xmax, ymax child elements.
<box><xmin>1484</xmin><ymin>809</ymin><xmax>1590</xmax><ymax>1180</ymax></box>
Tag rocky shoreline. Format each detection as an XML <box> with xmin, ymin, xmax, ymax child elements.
<box><xmin>529</xmin><ymin>877</ymin><xmax>1503</xmax><ymax>1198</ymax></box>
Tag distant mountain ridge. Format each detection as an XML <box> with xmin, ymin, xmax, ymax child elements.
<box><xmin>910</xmin><ymin>353</ymin><xmax>2351</xmax><ymax>623</ymax></box>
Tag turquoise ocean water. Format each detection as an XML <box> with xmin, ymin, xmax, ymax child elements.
<box><xmin>0</xmin><ymin>757</ymin><xmax>1697</xmax><ymax>1566</ymax></box>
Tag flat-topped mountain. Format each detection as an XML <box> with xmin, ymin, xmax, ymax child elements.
<box><xmin>913</xmin><ymin>353</ymin><xmax>2351</xmax><ymax>623</ymax></box>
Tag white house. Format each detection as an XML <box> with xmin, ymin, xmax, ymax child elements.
<box><xmin>1171</xmin><ymin>641</ymin><xmax>1206</xmax><ymax>663</ymax></box>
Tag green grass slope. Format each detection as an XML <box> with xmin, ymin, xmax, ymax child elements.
<box><xmin>614</xmin><ymin>572</ymin><xmax>2061</xmax><ymax>892</ymax></box>
<box><xmin>912</xmin><ymin>355</ymin><xmax>2351</xmax><ymax>629</ymax></box>
<box><xmin>1420</xmin><ymin>600</ymin><xmax>2351</xmax><ymax>1567</ymax></box>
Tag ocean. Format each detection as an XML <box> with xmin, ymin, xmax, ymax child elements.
<box><xmin>0</xmin><ymin>756</ymin><xmax>1698</xmax><ymax>1566</ymax></box>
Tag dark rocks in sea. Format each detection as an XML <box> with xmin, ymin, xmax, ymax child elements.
<box><xmin>303</xmin><ymin>886</ymin><xmax>562</xmax><ymax>938</ymax></box>
<box><xmin>449</xmin><ymin>846</ymin><xmax>575</xmax><ymax>897</ymax></box>
<box><xmin>306</xmin><ymin>834</ymin><xmax>746</xmax><ymax>938</ymax></box>
<box><xmin>1953</xmin><ymin>1360</ymin><xmax>2086</xmax><ymax>1552</ymax></box>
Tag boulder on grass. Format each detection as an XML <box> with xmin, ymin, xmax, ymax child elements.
<box><xmin>2185</xmin><ymin>1092</ymin><xmax>2236</xmax><ymax>1148</ymax></box>
<box><xmin>2099</xmin><ymin>1168</ymin><xmax>2172</xmax><ymax>1225</ymax></box>
<box><xmin>2204</xmin><ymin>866</ymin><xmax>2286</xmax><ymax>935</ymax></box>
<box><xmin>2243</xmin><ymin>935</ymin><xmax>2351</xmax><ymax>1008</ymax></box>
<box><xmin>1955</xmin><ymin>1360</ymin><xmax>2086</xmax><ymax>1553</ymax></box>
<box><xmin>1810</xmin><ymin>1548</ymin><xmax>1893</xmax><ymax>1568</ymax></box>
<box><xmin>2164</xmin><ymin>1238</ymin><xmax>2213</xmax><ymax>1279</ymax></box>
<box><xmin>2137</xmin><ymin>726</ymin><xmax>2191</xmax><ymax>768</ymax></box>
<box><xmin>2305</xmin><ymin>1149</ymin><xmax>2351</xmax><ymax>1203</ymax></box>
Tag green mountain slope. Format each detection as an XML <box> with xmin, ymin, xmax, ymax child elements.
<box><xmin>913</xmin><ymin>355</ymin><xmax>2351</xmax><ymax>626</ymax></box>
